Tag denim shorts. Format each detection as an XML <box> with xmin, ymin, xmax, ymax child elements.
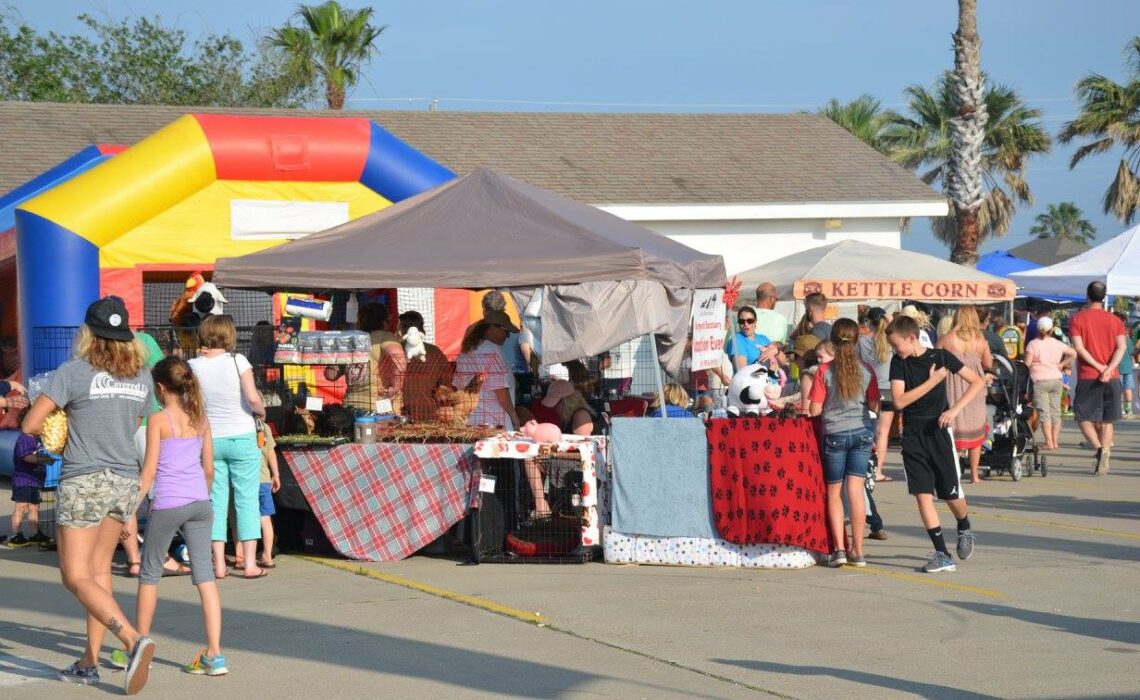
<box><xmin>258</xmin><ymin>482</ymin><xmax>276</xmax><ymax>517</ymax></box>
<box><xmin>1123</xmin><ymin>373</ymin><xmax>1136</xmax><ymax>391</ymax></box>
<box><xmin>821</xmin><ymin>428</ymin><xmax>874</xmax><ymax>484</ymax></box>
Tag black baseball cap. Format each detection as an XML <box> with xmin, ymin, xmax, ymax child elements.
<box><xmin>84</xmin><ymin>296</ymin><xmax>134</xmax><ymax>341</ymax></box>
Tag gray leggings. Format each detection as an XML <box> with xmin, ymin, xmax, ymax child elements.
<box><xmin>139</xmin><ymin>500</ymin><xmax>215</xmax><ymax>586</ymax></box>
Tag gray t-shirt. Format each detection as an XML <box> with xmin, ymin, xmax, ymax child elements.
<box><xmin>816</xmin><ymin>362</ymin><xmax>877</xmax><ymax>436</ymax></box>
<box><xmin>45</xmin><ymin>359</ymin><xmax>154</xmax><ymax>481</ymax></box>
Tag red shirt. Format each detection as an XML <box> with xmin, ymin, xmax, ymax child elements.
<box><xmin>1069</xmin><ymin>308</ymin><xmax>1126</xmax><ymax>381</ymax></box>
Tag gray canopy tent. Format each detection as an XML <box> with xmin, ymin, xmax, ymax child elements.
<box><xmin>214</xmin><ymin>167</ymin><xmax>726</xmax><ymax>376</ymax></box>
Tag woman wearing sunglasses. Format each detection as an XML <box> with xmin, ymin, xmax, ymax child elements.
<box><xmin>726</xmin><ymin>306</ymin><xmax>773</xmax><ymax>372</ymax></box>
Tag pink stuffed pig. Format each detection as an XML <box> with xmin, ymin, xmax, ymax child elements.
<box><xmin>522</xmin><ymin>420</ymin><xmax>562</xmax><ymax>444</ymax></box>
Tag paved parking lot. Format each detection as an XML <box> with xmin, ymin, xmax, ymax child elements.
<box><xmin>1</xmin><ymin>419</ymin><xmax>1137</xmax><ymax>699</ymax></box>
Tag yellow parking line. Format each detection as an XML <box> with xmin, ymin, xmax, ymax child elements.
<box><xmin>853</xmin><ymin>565</ymin><xmax>1005</xmax><ymax>598</ymax></box>
<box><xmin>295</xmin><ymin>555</ymin><xmax>545</xmax><ymax>624</ymax></box>
<box><xmin>970</xmin><ymin>510</ymin><xmax>1140</xmax><ymax>540</ymax></box>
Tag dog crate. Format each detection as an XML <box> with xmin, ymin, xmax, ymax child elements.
<box><xmin>470</xmin><ymin>453</ymin><xmax>596</xmax><ymax>564</ymax></box>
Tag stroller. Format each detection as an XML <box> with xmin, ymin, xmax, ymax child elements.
<box><xmin>976</xmin><ymin>356</ymin><xmax>1045</xmax><ymax>481</ymax></box>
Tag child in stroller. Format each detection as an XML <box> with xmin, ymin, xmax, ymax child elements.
<box><xmin>976</xmin><ymin>356</ymin><xmax>1046</xmax><ymax>480</ymax></box>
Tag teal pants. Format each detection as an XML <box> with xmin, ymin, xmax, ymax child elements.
<box><xmin>210</xmin><ymin>433</ymin><xmax>262</xmax><ymax>542</ymax></box>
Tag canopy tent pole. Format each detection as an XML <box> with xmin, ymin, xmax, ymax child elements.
<box><xmin>647</xmin><ymin>333</ymin><xmax>668</xmax><ymax>418</ymax></box>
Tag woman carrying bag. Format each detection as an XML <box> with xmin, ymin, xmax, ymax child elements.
<box><xmin>188</xmin><ymin>315</ymin><xmax>268</xmax><ymax>580</ymax></box>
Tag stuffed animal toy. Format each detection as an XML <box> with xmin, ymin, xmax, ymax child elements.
<box><xmin>169</xmin><ymin>272</ymin><xmax>206</xmax><ymax>326</ymax></box>
<box><xmin>189</xmin><ymin>281</ymin><xmax>227</xmax><ymax>316</ymax></box>
<box><xmin>726</xmin><ymin>362</ymin><xmax>784</xmax><ymax>417</ymax></box>
<box><xmin>404</xmin><ymin>327</ymin><xmax>427</xmax><ymax>363</ymax></box>
<box><xmin>521</xmin><ymin>420</ymin><xmax>561</xmax><ymax>444</ymax></box>
<box><xmin>434</xmin><ymin>374</ymin><xmax>485</xmax><ymax>424</ymax></box>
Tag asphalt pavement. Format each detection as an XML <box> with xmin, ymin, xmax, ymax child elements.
<box><xmin>1</xmin><ymin>418</ymin><xmax>1137</xmax><ymax>699</ymax></box>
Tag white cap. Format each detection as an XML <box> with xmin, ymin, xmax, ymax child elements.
<box><xmin>1037</xmin><ymin>316</ymin><xmax>1054</xmax><ymax>333</ymax></box>
<box><xmin>547</xmin><ymin>363</ymin><xmax>570</xmax><ymax>381</ymax></box>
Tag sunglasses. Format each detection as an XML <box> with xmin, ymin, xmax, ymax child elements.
<box><xmin>738</xmin><ymin>317</ymin><xmax>756</xmax><ymax>325</ymax></box>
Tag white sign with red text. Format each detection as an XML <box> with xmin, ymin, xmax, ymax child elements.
<box><xmin>691</xmin><ymin>289</ymin><xmax>727</xmax><ymax>371</ymax></box>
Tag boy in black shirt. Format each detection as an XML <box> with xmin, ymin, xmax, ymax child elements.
<box><xmin>887</xmin><ymin>315</ymin><xmax>985</xmax><ymax>573</ymax></box>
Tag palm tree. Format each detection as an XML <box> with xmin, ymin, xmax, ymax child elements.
<box><xmin>1028</xmin><ymin>202</ymin><xmax>1098</xmax><ymax>243</ymax></box>
<box><xmin>1059</xmin><ymin>36</ymin><xmax>1140</xmax><ymax>224</ymax></box>
<box><xmin>883</xmin><ymin>72</ymin><xmax>1051</xmax><ymax>258</ymax></box>
<box><xmin>945</xmin><ymin>0</ymin><xmax>987</xmax><ymax>266</ymax></box>
<box><xmin>817</xmin><ymin>95</ymin><xmax>895</xmax><ymax>156</ymax></box>
<box><xmin>270</xmin><ymin>1</ymin><xmax>386</xmax><ymax>109</ymax></box>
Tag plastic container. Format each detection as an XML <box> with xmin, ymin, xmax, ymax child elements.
<box><xmin>354</xmin><ymin>415</ymin><xmax>378</xmax><ymax>444</ymax></box>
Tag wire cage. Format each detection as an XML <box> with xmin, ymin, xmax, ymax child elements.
<box><xmin>473</xmin><ymin>452</ymin><xmax>591</xmax><ymax>564</ymax></box>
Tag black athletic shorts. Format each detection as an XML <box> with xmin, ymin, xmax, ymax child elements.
<box><xmin>1074</xmin><ymin>378</ymin><xmax>1122</xmax><ymax>423</ymax></box>
<box><xmin>899</xmin><ymin>419</ymin><xmax>963</xmax><ymax>500</ymax></box>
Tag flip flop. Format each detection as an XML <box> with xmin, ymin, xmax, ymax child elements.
<box><xmin>257</xmin><ymin>561</ymin><xmax>277</xmax><ymax>569</ymax></box>
<box><xmin>874</xmin><ymin>474</ymin><xmax>895</xmax><ymax>482</ymax></box>
<box><xmin>241</xmin><ymin>568</ymin><xmax>269</xmax><ymax>579</ymax></box>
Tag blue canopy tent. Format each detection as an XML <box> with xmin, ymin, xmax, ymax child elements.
<box><xmin>979</xmin><ymin>250</ymin><xmax>1083</xmax><ymax>303</ymax></box>
<box><xmin>977</xmin><ymin>250</ymin><xmax>1039</xmax><ymax>278</ymax></box>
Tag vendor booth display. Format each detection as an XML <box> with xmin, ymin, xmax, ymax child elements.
<box><xmin>214</xmin><ymin>166</ymin><xmax>729</xmax><ymax>564</ymax></box>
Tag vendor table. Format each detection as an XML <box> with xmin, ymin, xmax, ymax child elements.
<box><xmin>282</xmin><ymin>442</ymin><xmax>480</xmax><ymax>561</ymax></box>
<box><xmin>603</xmin><ymin>416</ymin><xmax>826</xmax><ymax>569</ymax></box>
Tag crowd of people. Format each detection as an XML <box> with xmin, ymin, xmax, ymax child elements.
<box><xmin>2</xmin><ymin>278</ymin><xmax>1135</xmax><ymax>690</ymax></box>
<box><xmin>13</xmin><ymin>297</ymin><xmax>289</xmax><ymax>692</ymax></box>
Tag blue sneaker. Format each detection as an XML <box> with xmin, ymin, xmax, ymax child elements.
<box><xmin>922</xmin><ymin>551</ymin><xmax>956</xmax><ymax>573</ymax></box>
<box><xmin>58</xmin><ymin>662</ymin><xmax>100</xmax><ymax>685</ymax></box>
<box><xmin>185</xmin><ymin>650</ymin><xmax>229</xmax><ymax>676</ymax></box>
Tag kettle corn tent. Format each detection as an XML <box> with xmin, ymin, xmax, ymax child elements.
<box><xmin>734</xmin><ymin>240</ymin><xmax>1016</xmax><ymax>303</ymax></box>
<box><xmin>215</xmin><ymin>167</ymin><xmax>727</xmax><ymax>379</ymax></box>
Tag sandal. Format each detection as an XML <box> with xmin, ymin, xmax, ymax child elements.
<box><xmin>241</xmin><ymin>568</ymin><xmax>269</xmax><ymax>579</ymax></box>
<box><xmin>874</xmin><ymin>474</ymin><xmax>895</xmax><ymax>482</ymax></box>
<box><xmin>257</xmin><ymin>560</ymin><xmax>276</xmax><ymax>569</ymax></box>
<box><xmin>162</xmin><ymin>562</ymin><xmax>192</xmax><ymax>577</ymax></box>
<box><xmin>125</xmin><ymin>561</ymin><xmax>141</xmax><ymax>578</ymax></box>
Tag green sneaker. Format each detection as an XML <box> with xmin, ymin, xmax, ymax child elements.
<box><xmin>109</xmin><ymin>648</ymin><xmax>129</xmax><ymax>670</ymax></box>
<box><xmin>185</xmin><ymin>650</ymin><xmax>228</xmax><ymax>676</ymax></box>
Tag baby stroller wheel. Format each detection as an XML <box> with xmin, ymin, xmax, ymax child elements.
<box><xmin>1010</xmin><ymin>455</ymin><xmax>1023</xmax><ymax>481</ymax></box>
<box><xmin>1039</xmin><ymin>455</ymin><xmax>1048</xmax><ymax>477</ymax></box>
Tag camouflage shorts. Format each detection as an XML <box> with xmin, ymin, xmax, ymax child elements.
<box><xmin>57</xmin><ymin>470</ymin><xmax>140</xmax><ymax>529</ymax></box>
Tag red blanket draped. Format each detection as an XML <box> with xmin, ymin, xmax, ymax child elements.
<box><xmin>706</xmin><ymin>417</ymin><xmax>829</xmax><ymax>554</ymax></box>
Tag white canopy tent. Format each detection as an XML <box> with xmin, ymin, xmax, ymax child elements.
<box><xmin>735</xmin><ymin>240</ymin><xmax>1014</xmax><ymax>303</ymax></box>
<box><xmin>1009</xmin><ymin>223</ymin><xmax>1140</xmax><ymax>297</ymax></box>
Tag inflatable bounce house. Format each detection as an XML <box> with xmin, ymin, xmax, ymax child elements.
<box><xmin>0</xmin><ymin>113</ymin><xmax>514</xmax><ymax>474</ymax></box>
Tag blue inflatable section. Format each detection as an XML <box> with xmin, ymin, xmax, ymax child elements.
<box><xmin>0</xmin><ymin>429</ymin><xmax>20</xmax><ymax>478</ymax></box>
<box><xmin>0</xmin><ymin>146</ymin><xmax>112</xmax><ymax>232</ymax></box>
<box><xmin>16</xmin><ymin>210</ymin><xmax>100</xmax><ymax>377</ymax></box>
<box><xmin>360</xmin><ymin>122</ymin><xmax>455</xmax><ymax>203</ymax></box>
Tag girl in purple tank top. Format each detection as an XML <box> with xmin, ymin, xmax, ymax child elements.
<box><xmin>135</xmin><ymin>357</ymin><xmax>228</xmax><ymax>676</ymax></box>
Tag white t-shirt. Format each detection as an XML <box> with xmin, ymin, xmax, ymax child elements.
<box><xmin>188</xmin><ymin>353</ymin><xmax>256</xmax><ymax>438</ymax></box>
<box><xmin>454</xmin><ymin>340</ymin><xmax>514</xmax><ymax>430</ymax></box>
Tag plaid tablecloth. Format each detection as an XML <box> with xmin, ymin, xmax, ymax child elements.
<box><xmin>283</xmin><ymin>443</ymin><xmax>480</xmax><ymax>561</ymax></box>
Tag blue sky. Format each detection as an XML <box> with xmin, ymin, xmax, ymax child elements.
<box><xmin>8</xmin><ymin>0</ymin><xmax>1139</xmax><ymax>259</ymax></box>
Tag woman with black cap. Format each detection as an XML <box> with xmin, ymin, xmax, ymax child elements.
<box><xmin>22</xmin><ymin>296</ymin><xmax>157</xmax><ymax>693</ymax></box>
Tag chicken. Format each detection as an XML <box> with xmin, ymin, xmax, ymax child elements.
<box><xmin>169</xmin><ymin>272</ymin><xmax>206</xmax><ymax>325</ymax></box>
<box><xmin>433</xmin><ymin>374</ymin><xmax>484</xmax><ymax>424</ymax></box>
